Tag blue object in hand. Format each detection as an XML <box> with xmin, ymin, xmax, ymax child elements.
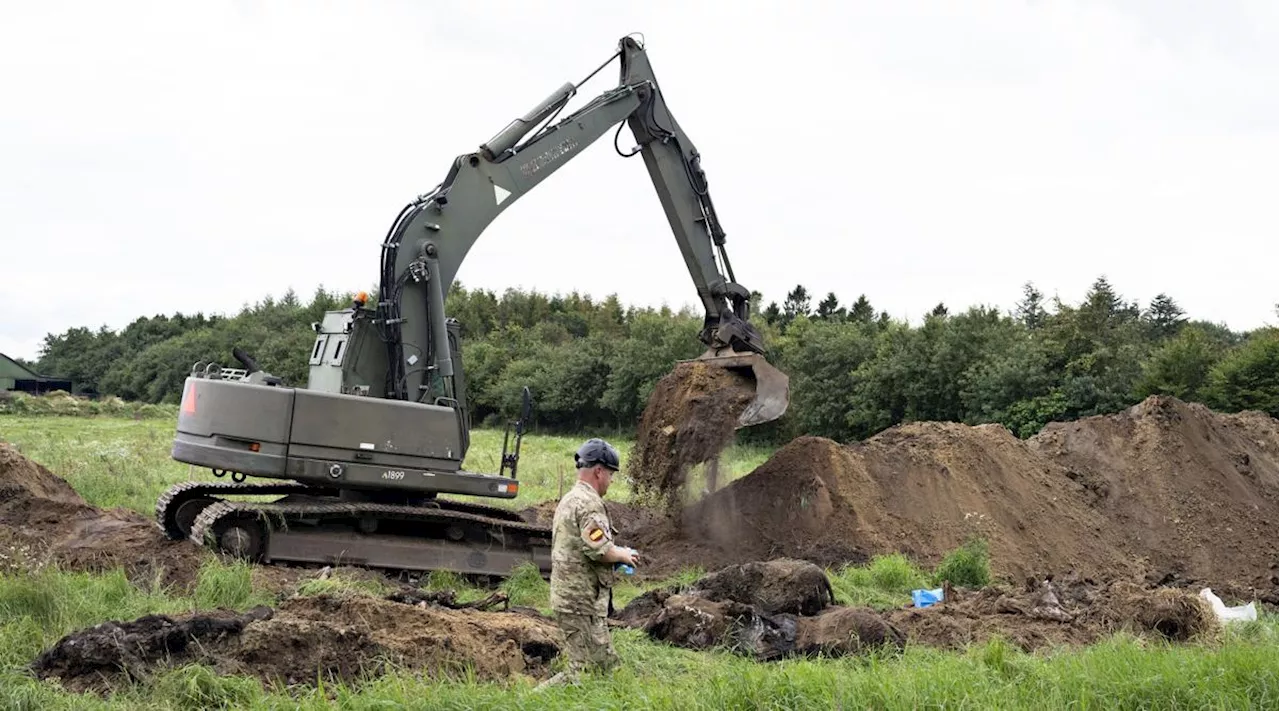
<box><xmin>615</xmin><ymin>563</ymin><xmax>635</xmax><ymax>575</ymax></box>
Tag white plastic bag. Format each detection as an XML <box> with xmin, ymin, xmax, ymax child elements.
<box><xmin>1199</xmin><ymin>588</ymin><xmax>1258</xmax><ymax>624</ymax></box>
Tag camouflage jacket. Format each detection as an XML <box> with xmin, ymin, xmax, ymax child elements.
<box><xmin>549</xmin><ymin>480</ymin><xmax>616</xmax><ymax>616</ymax></box>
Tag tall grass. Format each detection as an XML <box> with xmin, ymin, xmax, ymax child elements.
<box><xmin>0</xmin><ymin>559</ymin><xmax>275</xmax><ymax>673</ymax></box>
<box><xmin>830</xmin><ymin>553</ymin><xmax>932</xmax><ymax>609</ymax></box>
<box><xmin>933</xmin><ymin>536</ymin><xmax>992</xmax><ymax>588</ymax></box>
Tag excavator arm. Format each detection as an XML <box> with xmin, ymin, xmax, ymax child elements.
<box><xmin>372</xmin><ymin>35</ymin><xmax>786</xmax><ymax>428</ymax></box>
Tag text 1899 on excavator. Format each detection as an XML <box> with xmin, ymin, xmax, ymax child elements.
<box><xmin>158</xmin><ymin>34</ymin><xmax>790</xmax><ymax>579</ymax></box>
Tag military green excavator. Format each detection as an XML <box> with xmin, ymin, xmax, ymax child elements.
<box><xmin>158</xmin><ymin>34</ymin><xmax>790</xmax><ymax>579</ymax></box>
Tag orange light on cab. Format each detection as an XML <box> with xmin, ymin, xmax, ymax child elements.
<box><xmin>181</xmin><ymin>382</ymin><xmax>197</xmax><ymax>414</ymax></box>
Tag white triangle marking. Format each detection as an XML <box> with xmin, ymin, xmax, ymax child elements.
<box><xmin>494</xmin><ymin>184</ymin><xmax>511</xmax><ymax>205</ymax></box>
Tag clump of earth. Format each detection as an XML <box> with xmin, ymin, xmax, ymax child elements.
<box><xmin>625</xmin><ymin>361</ymin><xmax>757</xmax><ymax>514</ymax></box>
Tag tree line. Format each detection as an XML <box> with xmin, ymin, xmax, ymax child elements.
<box><xmin>27</xmin><ymin>277</ymin><xmax>1279</xmax><ymax>443</ymax></box>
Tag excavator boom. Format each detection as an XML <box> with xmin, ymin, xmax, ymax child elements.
<box><xmin>374</xmin><ymin>36</ymin><xmax>784</xmax><ymax>418</ymax></box>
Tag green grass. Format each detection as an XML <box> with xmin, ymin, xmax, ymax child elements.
<box><xmin>0</xmin><ymin>559</ymin><xmax>1274</xmax><ymax>711</ymax></box>
<box><xmin>1</xmin><ymin>413</ymin><xmax>1277</xmax><ymax>709</ymax></box>
<box><xmin>830</xmin><ymin>553</ymin><xmax>932</xmax><ymax>609</ymax></box>
<box><xmin>0</xmin><ymin>559</ymin><xmax>276</xmax><ymax>672</ymax></box>
<box><xmin>932</xmin><ymin>536</ymin><xmax>992</xmax><ymax>588</ymax></box>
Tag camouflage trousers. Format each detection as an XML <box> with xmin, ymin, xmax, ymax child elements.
<box><xmin>557</xmin><ymin>611</ymin><xmax>619</xmax><ymax>676</ymax></box>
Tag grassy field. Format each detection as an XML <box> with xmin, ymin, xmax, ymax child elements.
<box><xmin>1</xmin><ymin>412</ymin><xmax>1277</xmax><ymax>710</ymax></box>
<box><xmin>0</xmin><ymin>415</ymin><xmax>774</xmax><ymax>516</ymax></box>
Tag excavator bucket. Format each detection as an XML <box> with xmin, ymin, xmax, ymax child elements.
<box><xmin>689</xmin><ymin>350</ymin><xmax>791</xmax><ymax>428</ymax></box>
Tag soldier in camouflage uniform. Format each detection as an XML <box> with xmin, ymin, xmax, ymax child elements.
<box><xmin>537</xmin><ymin>438</ymin><xmax>639</xmax><ymax>690</ymax></box>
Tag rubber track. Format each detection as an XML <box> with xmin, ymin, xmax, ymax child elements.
<box><xmin>154</xmin><ymin>480</ymin><xmax>316</xmax><ymax>539</ymax></box>
<box><xmin>189</xmin><ymin>498</ymin><xmax>552</xmax><ymax>559</ymax></box>
<box><xmin>157</xmin><ymin>480</ymin><xmax>531</xmax><ymax>541</ymax></box>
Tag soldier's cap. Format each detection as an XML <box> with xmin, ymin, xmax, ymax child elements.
<box><xmin>574</xmin><ymin>438</ymin><xmax>620</xmax><ymax>472</ymax></box>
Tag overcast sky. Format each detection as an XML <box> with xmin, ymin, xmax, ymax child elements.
<box><xmin>2</xmin><ymin>0</ymin><xmax>1276</xmax><ymax>362</ymax></box>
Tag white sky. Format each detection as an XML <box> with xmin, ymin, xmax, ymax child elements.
<box><xmin>1</xmin><ymin>0</ymin><xmax>1276</xmax><ymax>362</ymax></box>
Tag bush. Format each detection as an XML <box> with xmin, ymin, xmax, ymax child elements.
<box><xmin>933</xmin><ymin>537</ymin><xmax>992</xmax><ymax>588</ymax></box>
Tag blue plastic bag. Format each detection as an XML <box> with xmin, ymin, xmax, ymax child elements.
<box><xmin>912</xmin><ymin>588</ymin><xmax>944</xmax><ymax>608</ymax></box>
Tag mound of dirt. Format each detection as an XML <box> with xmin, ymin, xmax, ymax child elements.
<box><xmin>627</xmin><ymin>361</ymin><xmax>757</xmax><ymax>511</ymax></box>
<box><xmin>0</xmin><ymin>443</ymin><xmax>207</xmax><ymax>589</ymax></box>
<box><xmin>633</xmin><ymin>428</ymin><xmax>1127</xmax><ymax>581</ymax></box>
<box><xmin>32</xmin><ymin>591</ymin><xmax>562</xmax><ymax>693</ymax></box>
<box><xmin>1029</xmin><ymin>396</ymin><xmax>1279</xmax><ymax>600</ymax></box>
<box><xmin>630</xmin><ymin>396</ymin><xmax>1278</xmax><ymax>596</ymax></box>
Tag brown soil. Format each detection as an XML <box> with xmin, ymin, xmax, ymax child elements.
<box><xmin>1028</xmin><ymin>397</ymin><xmax>1279</xmax><ymax>600</ymax></box>
<box><xmin>31</xmin><ymin>591</ymin><xmax>562</xmax><ymax>693</ymax></box>
<box><xmin>626</xmin><ymin>397</ymin><xmax>1278</xmax><ymax>600</ymax></box>
<box><xmin>885</xmin><ymin>575</ymin><xmax>1220</xmax><ymax>651</ymax></box>
<box><xmin>0</xmin><ymin>443</ymin><xmax>208</xmax><ymax>590</ymax></box>
<box><xmin>631</xmin><ymin>427</ymin><xmax>1127</xmax><ymax>581</ymax></box>
<box><xmin>627</xmin><ymin>361</ymin><xmax>757</xmax><ymax>512</ymax></box>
